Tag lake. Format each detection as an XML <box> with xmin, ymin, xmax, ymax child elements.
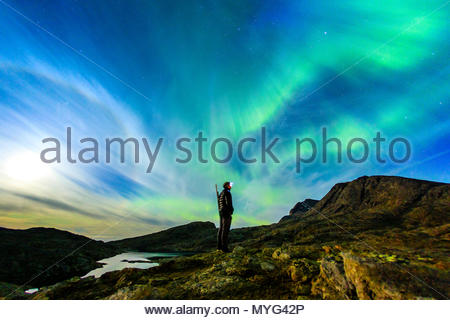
<box><xmin>82</xmin><ymin>251</ymin><xmax>179</xmax><ymax>278</ymax></box>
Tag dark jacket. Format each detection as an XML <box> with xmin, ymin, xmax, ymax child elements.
<box><xmin>218</xmin><ymin>188</ymin><xmax>233</xmax><ymax>216</ymax></box>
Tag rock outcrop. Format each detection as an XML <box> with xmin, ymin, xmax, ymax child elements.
<box><xmin>290</xmin><ymin>199</ymin><xmax>319</xmax><ymax>215</ymax></box>
<box><xmin>310</xmin><ymin>175</ymin><xmax>449</xmax><ymax>228</ymax></box>
<box><xmin>279</xmin><ymin>198</ymin><xmax>319</xmax><ymax>222</ymax></box>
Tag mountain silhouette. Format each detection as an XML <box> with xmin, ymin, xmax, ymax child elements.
<box><xmin>0</xmin><ymin>227</ymin><xmax>119</xmax><ymax>288</ymax></box>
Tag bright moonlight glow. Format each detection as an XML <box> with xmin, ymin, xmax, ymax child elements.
<box><xmin>4</xmin><ymin>151</ymin><xmax>51</xmax><ymax>183</ymax></box>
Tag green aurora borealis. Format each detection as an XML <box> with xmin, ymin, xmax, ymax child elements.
<box><xmin>0</xmin><ymin>0</ymin><xmax>448</xmax><ymax>239</ymax></box>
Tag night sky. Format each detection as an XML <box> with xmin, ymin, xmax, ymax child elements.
<box><xmin>0</xmin><ymin>0</ymin><xmax>448</xmax><ymax>239</ymax></box>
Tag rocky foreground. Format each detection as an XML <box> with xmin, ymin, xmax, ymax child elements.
<box><xmin>2</xmin><ymin>175</ymin><xmax>449</xmax><ymax>299</ymax></box>
<box><xmin>27</xmin><ymin>175</ymin><xmax>449</xmax><ymax>300</ymax></box>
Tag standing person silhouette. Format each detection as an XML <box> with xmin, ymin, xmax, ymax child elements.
<box><xmin>217</xmin><ymin>181</ymin><xmax>234</xmax><ymax>252</ymax></box>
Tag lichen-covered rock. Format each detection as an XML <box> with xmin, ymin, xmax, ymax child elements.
<box><xmin>260</xmin><ymin>261</ymin><xmax>275</xmax><ymax>272</ymax></box>
<box><xmin>232</xmin><ymin>246</ymin><xmax>246</xmax><ymax>256</ymax></box>
<box><xmin>287</xmin><ymin>259</ymin><xmax>319</xmax><ymax>283</ymax></box>
<box><xmin>272</xmin><ymin>248</ymin><xmax>291</xmax><ymax>261</ymax></box>
<box><xmin>312</xmin><ymin>254</ymin><xmax>356</xmax><ymax>299</ymax></box>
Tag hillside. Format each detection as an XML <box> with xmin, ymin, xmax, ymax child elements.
<box><xmin>108</xmin><ymin>221</ymin><xmax>217</xmax><ymax>252</ymax></box>
<box><xmin>108</xmin><ymin>220</ymin><xmax>272</xmax><ymax>253</ymax></box>
<box><xmin>0</xmin><ymin>227</ymin><xmax>120</xmax><ymax>288</ymax></box>
<box><xmin>29</xmin><ymin>175</ymin><xmax>449</xmax><ymax>300</ymax></box>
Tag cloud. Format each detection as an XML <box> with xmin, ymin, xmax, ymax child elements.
<box><xmin>0</xmin><ymin>188</ymin><xmax>104</xmax><ymax>220</ymax></box>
